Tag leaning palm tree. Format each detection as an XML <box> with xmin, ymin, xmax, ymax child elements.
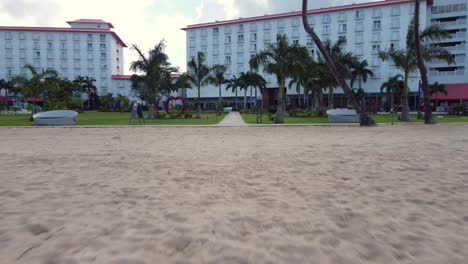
<box><xmin>250</xmin><ymin>34</ymin><xmax>308</xmax><ymax>123</ymax></box>
<box><xmin>187</xmin><ymin>52</ymin><xmax>212</xmax><ymax>118</ymax></box>
<box><xmin>130</xmin><ymin>41</ymin><xmax>177</xmax><ymax>119</ymax></box>
<box><xmin>380</xmin><ymin>75</ymin><xmax>404</xmax><ymax>112</ymax></box>
<box><xmin>226</xmin><ymin>75</ymin><xmax>243</xmax><ymax>110</ymax></box>
<box><xmin>209</xmin><ymin>65</ymin><xmax>228</xmax><ymax>110</ymax></box>
<box><xmin>301</xmin><ymin>1</ymin><xmax>375</xmax><ymax>126</ymax></box>
<box><xmin>23</xmin><ymin>64</ymin><xmax>58</xmax><ymax>114</ymax></box>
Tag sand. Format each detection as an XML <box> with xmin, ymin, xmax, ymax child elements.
<box><xmin>0</xmin><ymin>124</ymin><xmax>467</xmax><ymax>264</ymax></box>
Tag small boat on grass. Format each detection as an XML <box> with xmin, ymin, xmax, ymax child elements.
<box><xmin>326</xmin><ymin>109</ymin><xmax>359</xmax><ymax>123</ymax></box>
<box><xmin>33</xmin><ymin>110</ymin><xmax>78</xmax><ymax>126</ymax></box>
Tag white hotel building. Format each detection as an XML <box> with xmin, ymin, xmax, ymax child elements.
<box><xmin>183</xmin><ymin>0</ymin><xmax>468</xmax><ymax>109</ymax></box>
<box><xmin>0</xmin><ymin>19</ymin><xmax>134</xmax><ymax>98</ymax></box>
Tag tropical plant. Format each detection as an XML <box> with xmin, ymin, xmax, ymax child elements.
<box><xmin>250</xmin><ymin>34</ymin><xmax>309</xmax><ymax>123</ymax></box>
<box><xmin>0</xmin><ymin>79</ymin><xmax>11</xmax><ymax>111</ymax></box>
<box><xmin>380</xmin><ymin>75</ymin><xmax>404</xmax><ymax>112</ymax></box>
<box><xmin>226</xmin><ymin>75</ymin><xmax>243</xmax><ymax>110</ymax></box>
<box><xmin>130</xmin><ymin>41</ymin><xmax>178</xmax><ymax>119</ymax></box>
<box><xmin>301</xmin><ymin>2</ymin><xmax>375</xmax><ymax>126</ymax></box>
<box><xmin>187</xmin><ymin>52</ymin><xmax>212</xmax><ymax>118</ymax></box>
<box><xmin>209</xmin><ymin>65</ymin><xmax>228</xmax><ymax>110</ymax></box>
<box><xmin>73</xmin><ymin>76</ymin><xmax>97</xmax><ymax>110</ymax></box>
<box><xmin>379</xmin><ymin>17</ymin><xmax>454</xmax><ymax>121</ymax></box>
<box><xmin>23</xmin><ymin>64</ymin><xmax>58</xmax><ymax>114</ymax></box>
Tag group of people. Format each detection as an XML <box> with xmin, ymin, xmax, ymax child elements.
<box><xmin>130</xmin><ymin>102</ymin><xmax>144</xmax><ymax>124</ymax></box>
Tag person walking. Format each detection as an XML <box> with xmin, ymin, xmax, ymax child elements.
<box><xmin>137</xmin><ymin>103</ymin><xmax>145</xmax><ymax>125</ymax></box>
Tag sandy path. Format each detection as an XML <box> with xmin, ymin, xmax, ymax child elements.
<box><xmin>0</xmin><ymin>125</ymin><xmax>467</xmax><ymax>264</ymax></box>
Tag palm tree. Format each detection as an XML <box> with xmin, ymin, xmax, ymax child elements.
<box><xmin>209</xmin><ymin>65</ymin><xmax>228</xmax><ymax>110</ymax></box>
<box><xmin>130</xmin><ymin>41</ymin><xmax>177</xmax><ymax>119</ymax></box>
<box><xmin>0</xmin><ymin>79</ymin><xmax>10</xmax><ymax>111</ymax></box>
<box><xmin>380</xmin><ymin>75</ymin><xmax>404</xmax><ymax>112</ymax></box>
<box><xmin>301</xmin><ymin>0</ymin><xmax>374</xmax><ymax>125</ymax></box>
<box><xmin>187</xmin><ymin>52</ymin><xmax>212</xmax><ymax>118</ymax></box>
<box><xmin>73</xmin><ymin>76</ymin><xmax>97</xmax><ymax>110</ymax></box>
<box><xmin>379</xmin><ymin>19</ymin><xmax>454</xmax><ymax>122</ymax></box>
<box><xmin>430</xmin><ymin>82</ymin><xmax>447</xmax><ymax>109</ymax></box>
<box><xmin>23</xmin><ymin>64</ymin><xmax>58</xmax><ymax>114</ymax></box>
<box><xmin>247</xmin><ymin>72</ymin><xmax>267</xmax><ymax>110</ymax></box>
<box><xmin>250</xmin><ymin>34</ymin><xmax>308</xmax><ymax>123</ymax></box>
<box><xmin>239</xmin><ymin>72</ymin><xmax>250</xmax><ymax>110</ymax></box>
<box><xmin>226</xmin><ymin>75</ymin><xmax>243</xmax><ymax>110</ymax></box>
<box><xmin>288</xmin><ymin>70</ymin><xmax>306</xmax><ymax>109</ymax></box>
<box><xmin>350</xmin><ymin>60</ymin><xmax>373</xmax><ymax>110</ymax></box>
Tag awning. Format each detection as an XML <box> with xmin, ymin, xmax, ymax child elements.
<box><xmin>430</xmin><ymin>83</ymin><xmax>468</xmax><ymax>101</ymax></box>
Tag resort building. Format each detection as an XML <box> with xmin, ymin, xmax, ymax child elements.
<box><xmin>0</xmin><ymin>19</ymin><xmax>134</xmax><ymax>98</ymax></box>
<box><xmin>183</xmin><ymin>0</ymin><xmax>468</xmax><ymax>110</ymax></box>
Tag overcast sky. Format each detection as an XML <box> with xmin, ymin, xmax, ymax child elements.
<box><xmin>0</xmin><ymin>0</ymin><xmax>378</xmax><ymax>73</ymax></box>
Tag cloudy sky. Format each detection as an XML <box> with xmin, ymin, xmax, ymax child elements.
<box><xmin>0</xmin><ymin>0</ymin><xmax>377</xmax><ymax>73</ymax></box>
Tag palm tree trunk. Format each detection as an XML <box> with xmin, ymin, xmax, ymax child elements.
<box><xmin>328</xmin><ymin>87</ymin><xmax>334</xmax><ymax>109</ymax></box>
<box><xmin>218</xmin><ymin>84</ymin><xmax>222</xmax><ymax>110</ymax></box>
<box><xmin>275</xmin><ymin>80</ymin><xmax>285</xmax><ymax>123</ymax></box>
<box><xmin>4</xmin><ymin>88</ymin><xmax>8</xmax><ymax>111</ymax></box>
<box><xmin>401</xmin><ymin>73</ymin><xmax>411</xmax><ymax>121</ymax></box>
<box><xmin>298</xmin><ymin>86</ymin><xmax>302</xmax><ymax>109</ymax></box>
<box><xmin>243</xmin><ymin>89</ymin><xmax>247</xmax><ymax>110</ymax></box>
<box><xmin>197</xmin><ymin>86</ymin><xmax>202</xmax><ymax>119</ymax></box>
<box><xmin>250</xmin><ymin>86</ymin><xmax>253</xmax><ymax>109</ymax></box>
<box><xmin>302</xmin><ymin>0</ymin><xmax>374</xmax><ymax>126</ymax></box>
<box><xmin>414</xmin><ymin>0</ymin><xmax>434</xmax><ymax>124</ymax></box>
<box><xmin>235</xmin><ymin>89</ymin><xmax>238</xmax><ymax>110</ymax></box>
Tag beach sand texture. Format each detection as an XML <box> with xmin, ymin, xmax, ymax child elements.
<box><xmin>0</xmin><ymin>125</ymin><xmax>467</xmax><ymax>264</ymax></box>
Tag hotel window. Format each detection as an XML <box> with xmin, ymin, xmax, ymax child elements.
<box><xmin>213</xmin><ymin>55</ymin><xmax>219</xmax><ymax>65</ymax></box>
<box><xmin>237</xmin><ymin>64</ymin><xmax>245</xmax><ymax>74</ymax></box>
<box><xmin>74</xmin><ymin>43</ymin><xmax>80</xmax><ymax>50</ymax></box>
<box><xmin>201</xmin><ymin>47</ymin><xmax>207</xmax><ymax>55</ymax></box>
<box><xmin>87</xmin><ymin>34</ymin><xmax>93</xmax><ymax>41</ymax></box>
<box><xmin>100</xmin><ymin>63</ymin><xmax>108</xmax><ymax>70</ymax></box>
<box><xmin>237</xmin><ymin>45</ymin><xmax>244</xmax><ymax>54</ymax></box>
<box><xmin>61</xmin><ymin>60</ymin><xmax>68</xmax><ymax>68</ymax></box>
<box><xmin>322</xmin><ymin>14</ymin><xmax>331</xmax><ymax>23</ymax></box>
<box><xmin>73</xmin><ymin>34</ymin><xmax>80</xmax><ymax>41</ymax></box>
<box><xmin>20</xmin><ymin>51</ymin><xmax>26</xmax><ymax>59</ymax></box>
<box><xmin>338</xmin><ymin>12</ymin><xmax>347</xmax><ymax>21</ymax></box>
<box><xmin>5</xmin><ymin>32</ymin><xmax>12</xmax><ymax>40</ymax></box>
<box><xmin>322</xmin><ymin>25</ymin><xmax>330</xmax><ymax>34</ymax></box>
<box><xmin>373</xmin><ymin>8</ymin><xmax>382</xmax><ymax>17</ymax></box>
<box><xmin>225</xmin><ymin>26</ymin><xmax>232</xmax><ymax>34</ymax></box>
<box><xmin>61</xmin><ymin>42</ymin><xmax>67</xmax><ymax>50</ymax></box>
<box><xmin>293</xmin><ymin>39</ymin><xmax>300</xmax><ymax>45</ymax></box>
<box><xmin>201</xmin><ymin>29</ymin><xmax>208</xmax><ymax>37</ymax></box>
<box><xmin>264</xmin><ymin>21</ymin><xmax>271</xmax><ymax>30</ymax></box>
<box><xmin>292</xmin><ymin>18</ymin><xmax>300</xmax><ymax>27</ymax></box>
<box><xmin>250</xmin><ymin>23</ymin><xmax>257</xmax><ymax>31</ymax></box>
<box><xmin>190</xmin><ymin>39</ymin><xmax>196</xmax><ymax>47</ymax></box>
<box><xmin>88</xmin><ymin>61</ymin><xmax>94</xmax><ymax>69</ymax></box>
<box><xmin>250</xmin><ymin>43</ymin><xmax>257</xmax><ymax>52</ymax></box>
<box><xmin>355</xmin><ymin>10</ymin><xmax>364</xmax><ymax>20</ymax></box>
<box><xmin>307</xmin><ymin>15</ymin><xmax>315</xmax><ymax>25</ymax></box>
<box><xmin>35</xmin><ymin>51</ymin><xmax>41</xmax><ymax>59</ymax></box>
<box><xmin>33</xmin><ymin>42</ymin><xmax>40</xmax><ymax>50</ymax></box>
<box><xmin>250</xmin><ymin>33</ymin><xmax>257</xmax><ymax>42</ymax></box>
<box><xmin>100</xmin><ymin>52</ymin><xmax>107</xmax><ymax>60</ymax></box>
<box><xmin>213</xmin><ymin>47</ymin><xmax>219</xmax><ymax>55</ymax></box>
<box><xmin>213</xmin><ymin>37</ymin><xmax>219</xmax><ymax>45</ymax></box>
<box><xmin>225</xmin><ymin>55</ymin><xmax>231</xmax><ymax>64</ymax></box>
<box><xmin>307</xmin><ymin>36</ymin><xmax>314</xmax><ymax>46</ymax></box>
<box><xmin>19</xmin><ymin>32</ymin><xmax>26</xmax><ymax>40</ymax></box>
<box><xmin>47</xmin><ymin>33</ymin><xmax>53</xmax><ymax>40</ymax></box>
<box><xmin>225</xmin><ymin>35</ymin><xmax>231</xmax><ymax>44</ymax></box>
<box><xmin>278</xmin><ymin>29</ymin><xmax>285</xmax><ymax>35</ymax></box>
<box><xmin>74</xmin><ymin>62</ymin><xmax>81</xmax><ymax>69</ymax></box>
<box><xmin>74</xmin><ymin>52</ymin><xmax>80</xmax><ymax>59</ymax></box>
<box><xmin>61</xmin><ymin>33</ymin><xmax>67</xmax><ymax>40</ymax></box>
<box><xmin>372</xmin><ymin>32</ymin><xmax>381</xmax><ymax>42</ymax></box>
<box><xmin>355</xmin><ymin>22</ymin><xmax>364</xmax><ymax>32</ymax></box>
<box><xmin>189</xmin><ymin>47</ymin><xmax>195</xmax><ymax>56</ymax></box>
<box><xmin>371</xmin><ymin>57</ymin><xmax>380</xmax><ymax>67</ymax></box>
<box><xmin>225</xmin><ymin>45</ymin><xmax>231</xmax><ymax>54</ymax></box>
<box><xmin>213</xmin><ymin>27</ymin><xmax>219</xmax><ymax>35</ymax></box>
<box><xmin>60</xmin><ymin>51</ymin><xmax>67</xmax><ymax>59</ymax></box>
<box><xmin>237</xmin><ymin>53</ymin><xmax>244</xmax><ymax>63</ymax></box>
<box><xmin>292</xmin><ymin>28</ymin><xmax>300</xmax><ymax>38</ymax></box>
<box><xmin>391</xmin><ymin>18</ymin><xmax>400</xmax><ymax>28</ymax></box>
<box><xmin>390</xmin><ymin>42</ymin><xmax>400</xmax><ymax>50</ymax></box>
<box><xmin>277</xmin><ymin>19</ymin><xmax>285</xmax><ymax>28</ymax></box>
<box><xmin>391</xmin><ymin>6</ymin><xmax>400</xmax><ymax>16</ymax></box>
<box><xmin>201</xmin><ymin>38</ymin><xmax>208</xmax><ymax>46</ymax></box>
<box><xmin>238</xmin><ymin>24</ymin><xmax>244</xmax><ymax>33</ymax></box>
<box><xmin>100</xmin><ymin>43</ymin><xmax>106</xmax><ymax>50</ymax></box>
<box><xmin>5</xmin><ymin>40</ymin><xmax>12</xmax><ymax>49</ymax></box>
<box><xmin>47</xmin><ymin>52</ymin><xmax>54</xmax><ymax>59</ymax></box>
<box><xmin>355</xmin><ymin>33</ymin><xmax>364</xmax><ymax>43</ymax></box>
<box><xmin>100</xmin><ymin>34</ymin><xmax>106</xmax><ymax>41</ymax></box>
<box><xmin>87</xmin><ymin>53</ymin><xmax>94</xmax><ymax>59</ymax></box>
<box><xmin>338</xmin><ymin>23</ymin><xmax>347</xmax><ymax>33</ymax></box>
<box><xmin>19</xmin><ymin>41</ymin><xmax>26</xmax><ymax>49</ymax></box>
<box><xmin>7</xmin><ymin>69</ymin><xmax>13</xmax><ymax>77</ymax></box>
<box><xmin>391</xmin><ymin>31</ymin><xmax>400</xmax><ymax>41</ymax></box>
<box><xmin>48</xmin><ymin>42</ymin><xmax>54</xmax><ymax>49</ymax></box>
<box><xmin>373</xmin><ymin>20</ymin><xmax>382</xmax><ymax>30</ymax></box>
<box><xmin>338</xmin><ymin>36</ymin><xmax>347</xmax><ymax>44</ymax></box>
<box><xmin>355</xmin><ymin>46</ymin><xmax>364</xmax><ymax>56</ymax></box>
<box><xmin>33</xmin><ymin>33</ymin><xmax>40</xmax><ymax>40</ymax></box>
<box><xmin>372</xmin><ymin>44</ymin><xmax>381</xmax><ymax>54</ymax></box>
<box><xmin>409</xmin><ymin>3</ymin><xmax>415</xmax><ymax>14</ymax></box>
<box><xmin>264</xmin><ymin>31</ymin><xmax>271</xmax><ymax>42</ymax></box>
<box><xmin>6</xmin><ymin>51</ymin><xmax>13</xmax><ymax>59</ymax></box>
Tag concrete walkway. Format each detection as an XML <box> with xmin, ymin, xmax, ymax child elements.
<box><xmin>216</xmin><ymin>111</ymin><xmax>247</xmax><ymax>126</ymax></box>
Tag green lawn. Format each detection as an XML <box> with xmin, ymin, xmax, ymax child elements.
<box><xmin>0</xmin><ymin>112</ymin><xmax>225</xmax><ymax>126</ymax></box>
<box><xmin>241</xmin><ymin>113</ymin><xmax>468</xmax><ymax>124</ymax></box>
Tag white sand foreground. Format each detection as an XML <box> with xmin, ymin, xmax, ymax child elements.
<box><xmin>0</xmin><ymin>125</ymin><xmax>467</xmax><ymax>264</ymax></box>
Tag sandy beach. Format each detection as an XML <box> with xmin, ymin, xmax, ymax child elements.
<box><xmin>1</xmin><ymin>125</ymin><xmax>467</xmax><ymax>264</ymax></box>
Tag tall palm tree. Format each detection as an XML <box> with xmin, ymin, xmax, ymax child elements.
<box><xmin>380</xmin><ymin>75</ymin><xmax>404</xmax><ymax>112</ymax></box>
<box><xmin>130</xmin><ymin>41</ymin><xmax>177</xmax><ymax>119</ymax></box>
<box><xmin>209</xmin><ymin>65</ymin><xmax>228</xmax><ymax>110</ymax></box>
<box><xmin>379</xmin><ymin>19</ymin><xmax>454</xmax><ymax>121</ymax></box>
<box><xmin>226</xmin><ymin>75</ymin><xmax>243</xmax><ymax>110</ymax></box>
<box><xmin>73</xmin><ymin>76</ymin><xmax>97</xmax><ymax>110</ymax></box>
<box><xmin>187</xmin><ymin>52</ymin><xmax>212</xmax><ymax>118</ymax></box>
<box><xmin>247</xmin><ymin>72</ymin><xmax>267</xmax><ymax>110</ymax></box>
<box><xmin>23</xmin><ymin>64</ymin><xmax>58</xmax><ymax>114</ymax></box>
<box><xmin>350</xmin><ymin>59</ymin><xmax>373</xmax><ymax>110</ymax></box>
<box><xmin>239</xmin><ymin>72</ymin><xmax>250</xmax><ymax>110</ymax></box>
<box><xmin>301</xmin><ymin>0</ymin><xmax>374</xmax><ymax>126</ymax></box>
<box><xmin>250</xmin><ymin>34</ymin><xmax>308</xmax><ymax>123</ymax></box>
<box><xmin>288</xmin><ymin>71</ymin><xmax>305</xmax><ymax>109</ymax></box>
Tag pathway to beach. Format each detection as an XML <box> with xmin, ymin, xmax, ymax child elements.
<box><xmin>0</xmin><ymin>125</ymin><xmax>467</xmax><ymax>264</ymax></box>
<box><xmin>216</xmin><ymin>111</ymin><xmax>247</xmax><ymax>126</ymax></box>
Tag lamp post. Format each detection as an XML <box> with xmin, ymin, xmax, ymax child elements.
<box><xmin>41</xmin><ymin>78</ymin><xmax>46</xmax><ymax>111</ymax></box>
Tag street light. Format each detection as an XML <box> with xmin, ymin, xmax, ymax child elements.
<box><xmin>40</xmin><ymin>78</ymin><xmax>46</xmax><ymax>111</ymax></box>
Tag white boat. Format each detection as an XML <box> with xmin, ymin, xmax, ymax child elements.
<box><xmin>326</xmin><ymin>109</ymin><xmax>359</xmax><ymax>123</ymax></box>
<box><xmin>223</xmin><ymin>107</ymin><xmax>233</xmax><ymax>113</ymax></box>
<box><xmin>33</xmin><ymin>110</ymin><xmax>78</xmax><ymax>126</ymax></box>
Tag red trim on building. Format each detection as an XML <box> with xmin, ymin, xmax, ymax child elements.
<box><xmin>66</xmin><ymin>19</ymin><xmax>115</xmax><ymax>29</ymax></box>
<box><xmin>0</xmin><ymin>26</ymin><xmax>127</xmax><ymax>47</ymax></box>
<box><xmin>112</xmin><ymin>73</ymin><xmax>181</xmax><ymax>80</ymax></box>
<box><xmin>182</xmin><ymin>0</ymin><xmax>420</xmax><ymax>30</ymax></box>
<box><xmin>431</xmin><ymin>84</ymin><xmax>468</xmax><ymax>101</ymax></box>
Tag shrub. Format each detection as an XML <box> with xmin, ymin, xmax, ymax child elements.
<box><xmin>183</xmin><ymin>111</ymin><xmax>193</xmax><ymax>119</ymax></box>
<box><xmin>448</xmin><ymin>104</ymin><xmax>463</xmax><ymax>116</ymax></box>
<box><xmin>168</xmin><ymin>109</ymin><xmax>182</xmax><ymax>119</ymax></box>
<box><xmin>154</xmin><ymin>111</ymin><xmax>167</xmax><ymax>119</ymax></box>
<box><xmin>267</xmin><ymin>112</ymin><xmax>274</xmax><ymax>121</ymax></box>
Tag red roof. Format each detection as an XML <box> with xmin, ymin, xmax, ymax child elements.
<box><xmin>183</xmin><ymin>0</ymin><xmax>421</xmax><ymax>30</ymax></box>
<box><xmin>0</xmin><ymin>25</ymin><xmax>126</xmax><ymax>48</ymax></box>
<box><xmin>67</xmin><ymin>19</ymin><xmax>114</xmax><ymax>29</ymax></box>
<box><xmin>431</xmin><ymin>83</ymin><xmax>468</xmax><ymax>101</ymax></box>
